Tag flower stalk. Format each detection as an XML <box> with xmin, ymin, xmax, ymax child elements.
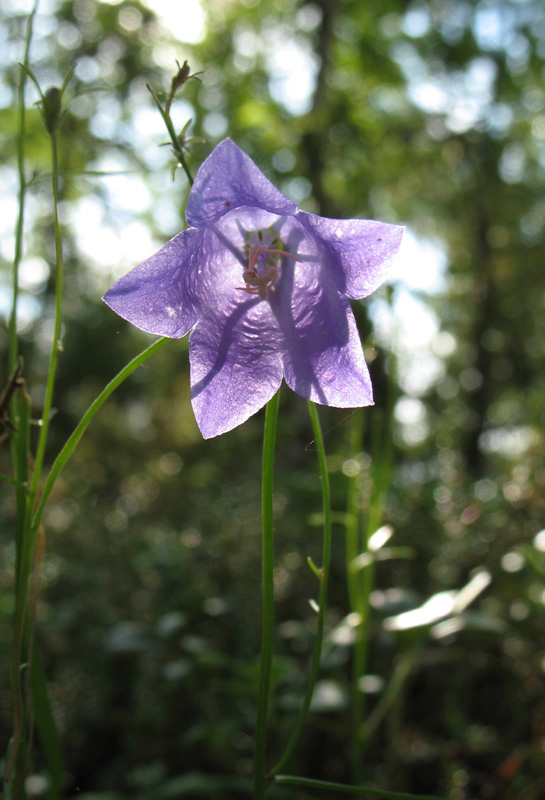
<box><xmin>268</xmin><ymin>401</ymin><xmax>331</xmax><ymax>778</ymax></box>
<box><xmin>9</xmin><ymin>2</ymin><xmax>38</xmax><ymax>375</ymax></box>
<box><xmin>6</xmin><ymin>68</ymin><xmax>66</xmax><ymax>793</ymax></box>
<box><xmin>253</xmin><ymin>390</ymin><xmax>280</xmax><ymax>799</ymax></box>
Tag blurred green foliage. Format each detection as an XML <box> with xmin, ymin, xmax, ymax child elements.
<box><xmin>2</xmin><ymin>0</ymin><xmax>545</xmax><ymax>797</ymax></box>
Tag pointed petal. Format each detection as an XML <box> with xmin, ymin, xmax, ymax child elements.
<box><xmin>272</xmin><ymin>262</ymin><xmax>373</xmax><ymax>408</ymax></box>
<box><xmin>102</xmin><ymin>229</ymin><xmax>204</xmax><ymax>338</ymax></box>
<box><xmin>296</xmin><ymin>212</ymin><xmax>404</xmax><ymax>299</ymax></box>
<box><xmin>190</xmin><ymin>298</ymin><xmax>283</xmax><ymax>438</ymax></box>
<box><xmin>186</xmin><ymin>139</ymin><xmax>297</xmax><ymax>228</ymax></box>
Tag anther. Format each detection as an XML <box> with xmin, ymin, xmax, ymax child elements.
<box><xmin>237</xmin><ymin>244</ymin><xmax>301</xmax><ymax>301</ymax></box>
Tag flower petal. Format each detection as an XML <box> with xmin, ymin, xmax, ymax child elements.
<box><xmin>296</xmin><ymin>212</ymin><xmax>404</xmax><ymax>299</ymax></box>
<box><xmin>272</xmin><ymin>262</ymin><xmax>373</xmax><ymax>408</ymax></box>
<box><xmin>102</xmin><ymin>229</ymin><xmax>204</xmax><ymax>338</ymax></box>
<box><xmin>186</xmin><ymin>139</ymin><xmax>297</xmax><ymax>228</ymax></box>
<box><xmin>189</xmin><ymin>298</ymin><xmax>283</xmax><ymax>438</ymax></box>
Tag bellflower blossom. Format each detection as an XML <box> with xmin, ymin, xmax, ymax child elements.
<box><xmin>103</xmin><ymin>139</ymin><xmax>404</xmax><ymax>438</ymax></box>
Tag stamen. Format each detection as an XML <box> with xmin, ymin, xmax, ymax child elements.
<box><xmin>237</xmin><ymin>242</ymin><xmax>302</xmax><ymax>301</ymax></box>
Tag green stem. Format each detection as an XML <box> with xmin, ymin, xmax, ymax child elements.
<box><xmin>343</xmin><ymin>411</ymin><xmax>370</xmax><ymax>784</ymax></box>
<box><xmin>10</xmin><ymin>337</ymin><xmax>168</xmax><ymax>683</ymax></box>
<box><xmin>9</xmin><ymin>1</ymin><xmax>38</xmax><ymax>374</ymax></box>
<box><xmin>7</xmin><ymin>337</ymin><xmax>168</xmax><ymax>788</ymax></box>
<box><xmin>31</xmin><ymin>337</ymin><xmax>169</xmax><ymax>540</ymax></box>
<box><xmin>147</xmin><ymin>84</ymin><xmax>194</xmax><ymax>186</ymax></box>
<box><xmin>5</xmin><ymin>9</ymin><xmax>38</xmax><ymax>792</ymax></box>
<box><xmin>13</xmin><ymin>131</ymin><xmax>63</xmax><ymax>693</ymax></box>
<box><xmin>268</xmin><ymin>401</ymin><xmax>331</xmax><ymax>778</ymax></box>
<box><xmin>5</xmin><ymin>390</ymin><xmax>31</xmax><ymax>790</ymax></box>
<box><xmin>253</xmin><ymin>390</ymin><xmax>280</xmax><ymax>800</ymax></box>
<box><xmin>358</xmin><ymin>650</ymin><xmax>415</xmax><ymax>745</ymax></box>
<box><xmin>345</xmin><ymin>412</ymin><xmax>363</xmax><ymax>613</ymax></box>
<box><xmin>27</xmin><ymin>131</ymin><xmax>63</xmax><ymax>509</ymax></box>
<box><xmin>11</xmin><ymin>0</ymin><xmax>38</xmax><ymax>616</ymax></box>
<box><xmin>352</xmin><ymin>514</ymin><xmax>375</xmax><ymax>755</ymax></box>
<box><xmin>351</xmin><ymin>405</ymin><xmax>395</xmax><ymax>780</ymax></box>
<box><xmin>273</xmin><ymin>774</ymin><xmax>467</xmax><ymax>800</ymax></box>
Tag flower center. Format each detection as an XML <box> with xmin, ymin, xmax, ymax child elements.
<box><xmin>237</xmin><ymin>232</ymin><xmax>301</xmax><ymax>301</ymax></box>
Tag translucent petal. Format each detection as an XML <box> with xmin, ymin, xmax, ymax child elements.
<box><xmin>102</xmin><ymin>228</ymin><xmax>204</xmax><ymax>338</ymax></box>
<box><xmin>271</xmin><ymin>256</ymin><xmax>373</xmax><ymax>407</ymax></box>
<box><xmin>190</xmin><ymin>297</ymin><xmax>283</xmax><ymax>438</ymax></box>
<box><xmin>186</xmin><ymin>139</ymin><xmax>297</xmax><ymax>228</ymax></box>
<box><xmin>296</xmin><ymin>212</ymin><xmax>405</xmax><ymax>299</ymax></box>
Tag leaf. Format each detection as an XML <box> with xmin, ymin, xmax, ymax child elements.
<box><xmin>31</xmin><ymin>652</ymin><xmax>64</xmax><ymax>800</ymax></box>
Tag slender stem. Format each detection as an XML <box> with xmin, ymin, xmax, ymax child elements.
<box><xmin>7</xmin><ymin>337</ymin><xmax>168</xmax><ymax>787</ymax></box>
<box><xmin>353</xmin><ymin>407</ymin><xmax>395</xmax><ymax>778</ymax></box>
<box><xmin>5</xmin><ymin>11</ymin><xmax>37</xmax><ymax>785</ymax></box>
<box><xmin>176</xmin><ymin>149</ymin><xmax>194</xmax><ymax>188</ymax></box>
<box><xmin>343</xmin><ymin>411</ymin><xmax>370</xmax><ymax>784</ymax></box>
<box><xmin>147</xmin><ymin>84</ymin><xmax>194</xmax><ymax>186</ymax></box>
<box><xmin>268</xmin><ymin>401</ymin><xmax>331</xmax><ymax>778</ymax></box>
<box><xmin>345</xmin><ymin>412</ymin><xmax>363</xmax><ymax>613</ymax></box>
<box><xmin>11</xmin><ymin>0</ymin><xmax>37</xmax><ymax>620</ymax></box>
<box><xmin>273</xmin><ymin>774</ymin><xmax>465</xmax><ymax>800</ymax></box>
<box><xmin>7</xmin><ymin>128</ymin><xmax>63</xmax><ymax>795</ymax></box>
<box><xmin>9</xmin><ymin>1</ymin><xmax>38</xmax><ymax>374</ymax></box>
<box><xmin>24</xmin><ymin>524</ymin><xmax>46</xmax><ymax>777</ymax></box>
<box><xmin>14</xmin><ymin>382</ymin><xmax>31</xmax><ymax>593</ymax></box>
<box><xmin>352</xmin><ymin>514</ymin><xmax>375</xmax><ymax>763</ymax></box>
<box><xmin>253</xmin><ymin>390</ymin><xmax>280</xmax><ymax>800</ymax></box>
<box><xmin>5</xmin><ymin>393</ymin><xmax>30</xmax><ymax>786</ymax></box>
<box><xmin>358</xmin><ymin>650</ymin><xmax>415</xmax><ymax>744</ymax></box>
<box><xmin>12</xmin><ymin>132</ymin><xmax>63</xmax><ymax>713</ymax></box>
<box><xmin>28</xmin><ymin>131</ymin><xmax>63</xmax><ymax>508</ymax></box>
<box><xmin>31</xmin><ymin>337</ymin><xmax>168</xmax><ymax>537</ymax></box>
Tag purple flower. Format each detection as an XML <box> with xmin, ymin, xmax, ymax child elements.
<box><xmin>103</xmin><ymin>139</ymin><xmax>404</xmax><ymax>438</ymax></box>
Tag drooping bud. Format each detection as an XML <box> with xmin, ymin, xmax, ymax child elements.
<box><xmin>41</xmin><ymin>86</ymin><xmax>62</xmax><ymax>134</ymax></box>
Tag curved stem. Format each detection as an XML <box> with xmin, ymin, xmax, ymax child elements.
<box><xmin>274</xmin><ymin>774</ymin><xmax>459</xmax><ymax>800</ymax></box>
<box><xmin>253</xmin><ymin>390</ymin><xmax>280</xmax><ymax>799</ymax></box>
<box><xmin>11</xmin><ymin>337</ymin><xmax>169</xmax><ymax>647</ymax></box>
<box><xmin>31</xmin><ymin>337</ymin><xmax>169</xmax><ymax>539</ymax></box>
<box><xmin>268</xmin><ymin>401</ymin><xmax>331</xmax><ymax>778</ymax></box>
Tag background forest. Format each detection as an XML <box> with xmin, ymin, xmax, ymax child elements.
<box><xmin>2</xmin><ymin>0</ymin><xmax>545</xmax><ymax>798</ymax></box>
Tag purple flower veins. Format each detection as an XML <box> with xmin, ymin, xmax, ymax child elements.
<box><xmin>103</xmin><ymin>139</ymin><xmax>404</xmax><ymax>439</ymax></box>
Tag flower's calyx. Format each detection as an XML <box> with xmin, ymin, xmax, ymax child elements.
<box><xmin>20</xmin><ymin>63</ymin><xmax>76</xmax><ymax>137</ymax></box>
<box><xmin>238</xmin><ymin>229</ymin><xmax>301</xmax><ymax>301</ymax></box>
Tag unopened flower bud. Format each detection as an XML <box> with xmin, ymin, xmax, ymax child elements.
<box><xmin>42</xmin><ymin>86</ymin><xmax>62</xmax><ymax>134</ymax></box>
<box><xmin>171</xmin><ymin>60</ymin><xmax>192</xmax><ymax>94</ymax></box>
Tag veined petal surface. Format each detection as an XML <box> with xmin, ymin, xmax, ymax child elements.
<box><xmin>270</xmin><ymin>250</ymin><xmax>373</xmax><ymax>407</ymax></box>
<box><xmin>186</xmin><ymin>139</ymin><xmax>297</xmax><ymax>228</ymax></box>
<box><xmin>297</xmin><ymin>212</ymin><xmax>404</xmax><ymax>299</ymax></box>
<box><xmin>103</xmin><ymin>228</ymin><xmax>204</xmax><ymax>338</ymax></box>
<box><xmin>190</xmin><ymin>297</ymin><xmax>283</xmax><ymax>438</ymax></box>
